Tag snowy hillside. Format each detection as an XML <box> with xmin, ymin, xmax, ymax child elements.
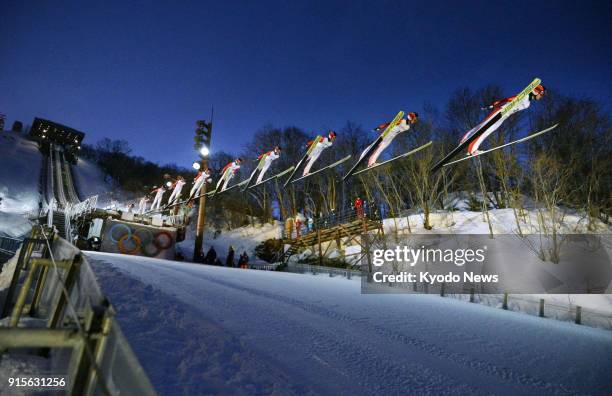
<box><xmin>0</xmin><ymin>133</ymin><xmax>41</xmax><ymax>214</ymax></box>
<box><xmin>72</xmin><ymin>156</ymin><xmax>114</xmax><ymax>200</ymax></box>
<box><xmin>176</xmin><ymin>219</ymin><xmax>281</xmax><ymax>259</ymax></box>
<box><xmin>0</xmin><ymin>133</ymin><xmax>40</xmax><ymax>237</ymax></box>
<box><xmin>86</xmin><ymin>252</ymin><xmax>612</xmax><ymax>395</ymax></box>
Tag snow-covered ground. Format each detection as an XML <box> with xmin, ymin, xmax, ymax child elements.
<box><xmin>176</xmin><ymin>219</ymin><xmax>281</xmax><ymax>260</ymax></box>
<box><xmin>0</xmin><ymin>133</ymin><xmax>41</xmax><ymax>214</ymax></box>
<box><xmin>71</xmin><ymin>156</ymin><xmax>114</xmax><ymax>200</ymax></box>
<box><xmin>86</xmin><ymin>251</ymin><xmax>612</xmax><ymax>395</ymax></box>
<box><xmin>383</xmin><ymin>207</ymin><xmax>611</xmax><ymax>235</ymax></box>
<box><xmin>0</xmin><ymin>133</ymin><xmax>40</xmax><ymax>237</ymax></box>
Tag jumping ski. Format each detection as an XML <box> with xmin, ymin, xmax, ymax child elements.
<box><xmin>242</xmin><ymin>146</ymin><xmax>282</xmax><ymax>191</ymax></box>
<box><xmin>210</xmin><ymin>178</ymin><xmax>250</xmax><ymax>198</ymax></box>
<box><xmin>249</xmin><ymin>166</ymin><xmax>295</xmax><ymax>188</ymax></box>
<box><xmin>283</xmin><ymin>135</ymin><xmax>321</xmax><ymax>187</ymax></box>
<box><xmin>352</xmin><ymin>141</ymin><xmax>433</xmax><ymax>176</ymax></box>
<box><xmin>442</xmin><ymin>124</ymin><xmax>559</xmax><ymax>167</ymax></box>
<box><xmin>431</xmin><ymin>78</ymin><xmax>544</xmax><ymax>172</ymax></box>
<box><xmin>291</xmin><ymin>155</ymin><xmax>352</xmax><ymax>183</ymax></box>
<box><xmin>343</xmin><ymin>111</ymin><xmax>405</xmax><ymax>180</ymax></box>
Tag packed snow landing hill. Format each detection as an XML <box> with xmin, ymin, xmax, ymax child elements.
<box><xmin>87</xmin><ymin>252</ymin><xmax>612</xmax><ymax>396</ymax></box>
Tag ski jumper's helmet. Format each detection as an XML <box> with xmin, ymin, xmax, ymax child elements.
<box><xmin>533</xmin><ymin>84</ymin><xmax>546</xmax><ymax>95</ymax></box>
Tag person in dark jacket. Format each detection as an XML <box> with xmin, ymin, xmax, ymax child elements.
<box><xmin>238</xmin><ymin>252</ymin><xmax>249</xmax><ymax>269</ymax></box>
<box><xmin>204</xmin><ymin>246</ymin><xmax>217</xmax><ymax>264</ymax></box>
<box><xmin>226</xmin><ymin>245</ymin><xmax>235</xmax><ymax>267</ymax></box>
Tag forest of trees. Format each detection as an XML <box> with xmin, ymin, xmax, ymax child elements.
<box><xmin>84</xmin><ymin>84</ymin><xmax>611</xmax><ymax>234</ymax></box>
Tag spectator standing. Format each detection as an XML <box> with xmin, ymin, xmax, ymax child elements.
<box><xmin>226</xmin><ymin>245</ymin><xmax>235</xmax><ymax>267</ymax></box>
<box><xmin>355</xmin><ymin>197</ymin><xmax>364</xmax><ymax>218</ymax></box>
<box><xmin>204</xmin><ymin>246</ymin><xmax>217</xmax><ymax>264</ymax></box>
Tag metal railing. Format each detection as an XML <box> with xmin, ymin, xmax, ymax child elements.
<box><xmin>0</xmin><ymin>236</ymin><xmax>23</xmax><ymax>264</ymax></box>
<box><xmin>286</xmin><ymin>262</ymin><xmax>361</xmax><ymax>278</ymax></box>
<box><xmin>66</xmin><ymin>195</ymin><xmax>98</xmax><ymax>220</ymax></box>
<box><xmin>1</xmin><ymin>226</ymin><xmax>157</xmax><ymax>395</ymax></box>
<box><xmin>282</xmin><ymin>205</ymin><xmax>381</xmax><ymax>239</ymax></box>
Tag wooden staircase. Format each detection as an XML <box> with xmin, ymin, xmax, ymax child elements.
<box><xmin>281</xmin><ymin>217</ymin><xmax>382</xmax><ymax>264</ymax></box>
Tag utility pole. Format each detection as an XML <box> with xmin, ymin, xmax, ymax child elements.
<box><xmin>193</xmin><ymin>116</ymin><xmax>213</xmax><ymax>262</ymax></box>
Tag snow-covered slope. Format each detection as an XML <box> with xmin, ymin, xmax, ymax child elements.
<box><xmin>86</xmin><ymin>252</ymin><xmax>612</xmax><ymax>396</ymax></box>
<box><xmin>72</xmin><ymin>156</ymin><xmax>113</xmax><ymax>199</ymax></box>
<box><xmin>0</xmin><ymin>133</ymin><xmax>41</xmax><ymax>214</ymax></box>
<box><xmin>0</xmin><ymin>133</ymin><xmax>41</xmax><ymax>237</ymax></box>
<box><xmin>176</xmin><ymin>220</ymin><xmax>281</xmax><ymax>259</ymax></box>
<box><xmin>384</xmin><ymin>207</ymin><xmax>611</xmax><ymax>235</ymax></box>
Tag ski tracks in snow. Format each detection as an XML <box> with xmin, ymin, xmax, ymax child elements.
<box><xmin>86</xmin><ymin>253</ymin><xmax>612</xmax><ymax>395</ymax></box>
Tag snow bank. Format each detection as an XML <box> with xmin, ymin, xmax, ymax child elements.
<box><xmin>0</xmin><ymin>212</ymin><xmax>31</xmax><ymax>238</ymax></box>
<box><xmin>86</xmin><ymin>252</ymin><xmax>612</xmax><ymax>395</ymax></box>
<box><xmin>0</xmin><ymin>133</ymin><xmax>41</xmax><ymax>214</ymax></box>
<box><xmin>176</xmin><ymin>220</ymin><xmax>281</xmax><ymax>260</ymax></box>
<box><xmin>71</xmin><ymin>156</ymin><xmax>113</xmax><ymax>199</ymax></box>
<box><xmin>384</xmin><ymin>208</ymin><xmax>611</xmax><ymax>235</ymax></box>
<box><xmin>0</xmin><ymin>133</ymin><xmax>41</xmax><ymax>237</ymax></box>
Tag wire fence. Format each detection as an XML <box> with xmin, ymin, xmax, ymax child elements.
<box><xmin>366</xmin><ymin>277</ymin><xmax>612</xmax><ymax>331</ymax></box>
<box><xmin>287</xmin><ymin>262</ymin><xmax>362</xmax><ymax>279</ymax></box>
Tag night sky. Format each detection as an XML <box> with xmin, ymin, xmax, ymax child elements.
<box><xmin>1</xmin><ymin>1</ymin><xmax>610</xmax><ymax>168</ymax></box>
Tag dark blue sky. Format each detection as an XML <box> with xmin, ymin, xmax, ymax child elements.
<box><xmin>1</xmin><ymin>1</ymin><xmax>610</xmax><ymax>168</ymax></box>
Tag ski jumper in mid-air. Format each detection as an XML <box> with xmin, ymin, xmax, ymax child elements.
<box><xmin>150</xmin><ymin>186</ymin><xmax>165</xmax><ymax>210</ymax></box>
<box><xmin>216</xmin><ymin>158</ymin><xmax>242</xmax><ymax>191</ymax></box>
<box><xmin>189</xmin><ymin>168</ymin><xmax>211</xmax><ymax>199</ymax></box>
<box><xmin>303</xmin><ymin>131</ymin><xmax>336</xmax><ymax>176</ymax></box>
<box><xmin>463</xmin><ymin>84</ymin><xmax>546</xmax><ymax>155</ymax></box>
<box><xmin>167</xmin><ymin>176</ymin><xmax>186</xmax><ymax>206</ymax></box>
<box><xmin>137</xmin><ymin>195</ymin><xmax>149</xmax><ymax>215</ymax></box>
<box><xmin>367</xmin><ymin>112</ymin><xmax>418</xmax><ymax>166</ymax></box>
<box><xmin>254</xmin><ymin>146</ymin><xmax>281</xmax><ymax>183</ymax></box>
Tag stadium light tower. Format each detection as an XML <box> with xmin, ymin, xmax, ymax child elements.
<box><xmin>193</xmin><ymin>117</ymin><xmax>213</xmax><ymax>262</ymax></box>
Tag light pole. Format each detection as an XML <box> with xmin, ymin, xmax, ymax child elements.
<box><xmin>193</xmin><ymin>120</ymin><xmax>212</xmax><ymax>262</ymax></box>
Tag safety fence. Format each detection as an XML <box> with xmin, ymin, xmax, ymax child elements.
<box><xmin>283</xmin><ymin>260</ymin><xmax>612</xmax><ymax>330</ymax></box>
<box><xmin>249</xmin><ymin>261</ymin><xmax>281</xmax><ymax>271</ymax></box>
<box><xmin>448</xmin><ymin>291</ymin><xmax>612</xmax><ymax>330</ymax></box>
<box><xmin>365</xmin><ymin>277</ymin><xmax>612</xmax><ymax>331</ymax></box>
<box><xmin>0</xmin><ymin>226</ymin><xmax>157</xmax><ymax>395</ymax></box>
<box><xmin>286</xmin><ymin>262</ymin><xmax>362</xmax><ymax>279</ymax></box>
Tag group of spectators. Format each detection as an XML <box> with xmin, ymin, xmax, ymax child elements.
<box><xmin>203</xmin><ymin>245</ymin><xmax>250</xmax><ymax>268</ymax></box>
<box><xmin>284</xmin><ymin>197</ymin><xmax>382</xmax><ymax>239</ymax></box>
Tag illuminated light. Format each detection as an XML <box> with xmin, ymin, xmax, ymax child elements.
<box><xmin>199</xmin><ymin>146</ymin><xmax>210</xmax><ymax>157</ymax></box>
<box><xmin>77</xmin><ymin>146</ymin><xmax>81</xmax><ymax>150</ymax></box>
<box><xmin>192</xmin><ymin>161</ymin><xmax>201</xmax><ymax>170</ymax></box>
<box><xmin>165</xmin><ymin>181</ymin><xmax>172</xmax><ymax>188</ymax></box>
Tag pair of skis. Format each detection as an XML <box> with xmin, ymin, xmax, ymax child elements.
<box><xmin>431</xmin><ymin>78</ymin><xmax>542</xmax><ymax>172</ymax></box>
<box><xmin>212</xmin><ymin>166</ymin><xmax>295</xmax><ymax>197</ymax></box>
<box><xmin>283</xmin><ymin>135</ymin><xmax>323</xmax><ymax>187</ymax></box>
<box><xmin>343</xmin><ymin>111</ymin><xmax>431</xmax><ymax>180</ymax></box>
<box><xmin>289</xmin><ymin>155</ymin><xmax>352</xmax><ymax>183</ymax></box>
<box><xmin>441</xmin><ymin>123</ymin><xmax>559</xmax><ymax>167</ymax></box>
<box><xmin>351</xmin><ymin>141</ymin><xmax>433</xmax><ymax>176</ymax></box>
